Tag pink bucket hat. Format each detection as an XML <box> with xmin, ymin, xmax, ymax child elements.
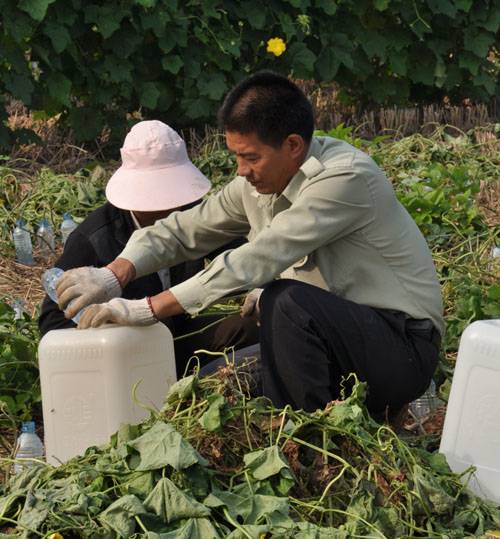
<box><xmin>106</xmin><ymin>120</ymin><xmax>211</xmax><ymax>211</ymax></box>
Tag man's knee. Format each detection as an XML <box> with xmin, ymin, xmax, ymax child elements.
<box><xmin>260</xmin><ymin>279</ymin><xmax>311</xmax><ymax>320</ymax></box>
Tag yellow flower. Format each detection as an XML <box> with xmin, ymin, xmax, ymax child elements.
<box><xmin>266</xmin><ymin>37</ymin><xmax>286</xmax><ymax>57</ymax></box>
<box><xmin>49</xmin><ymin>534</ymin><xmax>64</xmax><ymax>539</ymax></box>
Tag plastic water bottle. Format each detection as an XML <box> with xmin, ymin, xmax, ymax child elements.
<box><xmin>37</xmin><ymin>218</ymin><xmax>55</xmax><ymax>258</ymax></box>
<box><xmin>60</xmin><ymin>213</ymin><xmax>78</xmax><ymax>245</ymax></box>
<box><xmin>13</xmin><ymin>421</ymin><xmax>44</xmax><ymax>474</ymax></box>
<box><xmin>42</xmin><ymin>267</ymin><xmax>83</xmax><ymax>323</ymax></box>
<box><xmin>492</xmin><ymin>245</ymin><xmax>500</xmax><ymax>259</ymax></box>
<box><xmin>12</xmin><ymin>219</ymin><xmax>34</xmax><ymax>265</ymax></box>
<box><xmin>11</xmin><ymin>298</ymin><xmax>26</xmax><ymax>320</ymax></box>
<box><xmin>409</xmin><ymin>380</ymin><xmax>439</xmax><ymax>420</ymax></box>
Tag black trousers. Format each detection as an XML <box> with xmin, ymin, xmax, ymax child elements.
<box><xmin>259</xmin><ymin>280</ymin><xmax>440</xmax><ymax>414</ymax></box>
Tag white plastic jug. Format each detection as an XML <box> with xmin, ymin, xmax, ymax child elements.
<box><xmin>440</xmin><ymin>319</ymin><xmax>500</xmax><ymax>502</ymax></box>
<box><xmin>39</xmin><ymin>324</ymin><xmax>177</xmax><ymax>465</ymax></box>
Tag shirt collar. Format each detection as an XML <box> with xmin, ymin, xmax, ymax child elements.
<box><xmin>280</xmin><ymin>138</ymin><xmax>325</xmax><ymax>204</ymax></box>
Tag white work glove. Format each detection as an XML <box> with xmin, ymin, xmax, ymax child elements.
<box><xmin>77</xmin><ymin>298</ymin><xmax>157</xmax><ymax>329</ymax></box>
<box><xmin>56</xmin><ymin>267</ymin><xmax>122</xmax><ymax>319</ymax></box>
<box><xmin>241</xmin><ymin>288</ymin><xmax>263</xmax><ymax>321</ymax></box>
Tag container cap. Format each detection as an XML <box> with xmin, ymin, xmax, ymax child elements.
<box><xmin>16</xmin><ymin>218</ymin><xmax>26</xmax><ymax>226</ymax></box>
<box><xmin>62</xmin><ymin>213</ymin><xmax>72</xmax><ymax>220</ymax></box>
<box><xmin>21</xmin><ymin>421</ymin><xmax>36</xmax><ymax>433</ymax></box>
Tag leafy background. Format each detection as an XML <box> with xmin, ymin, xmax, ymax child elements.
<box><xmin>0</xmin><ymin>0</ymin><xmax>498</xmax><ymax>144</ymax></box>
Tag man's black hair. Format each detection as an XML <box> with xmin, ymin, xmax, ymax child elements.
<box><xmin>217</xmin><ymin>71</ymin><xmax>314</xmax><ymax>147</ymax></box>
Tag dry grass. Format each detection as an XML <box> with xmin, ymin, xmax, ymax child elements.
<box><xmin>0</xmin><ymin>246</ymin><xmax>62</xmax><ymax>317</ymax></box>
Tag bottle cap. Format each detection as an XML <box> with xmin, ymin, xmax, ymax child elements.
<box><xmin>63</xmin><ymin>212</ymin><xmax>71</xmax><ymax>220</ymax></box>
<box><xmin>21</xmin><ymin>421</ymin><xmax>36</xmax><ymax>434</ymax></box>
<box><xmin>16</xmin><ymin>218</ymin><xmax>26</xmax><ymax>226</ymax></box>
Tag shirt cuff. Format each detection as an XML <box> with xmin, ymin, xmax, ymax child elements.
<box><xmin>169</xmin><ymin>276</ymin><xmax>207</xmax><ymax>315</ymax></box>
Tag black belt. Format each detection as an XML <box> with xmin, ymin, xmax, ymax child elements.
<box><xmin>405</xmin><ymin>317</ymin><xmax>441</xmax><ymax>349</ymax></box>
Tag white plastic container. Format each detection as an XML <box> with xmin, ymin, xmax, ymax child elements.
<box><xmin>39</xmin><ymin>324</ymin><xmax>177</xmax><ymax>465</ymax></box>
<box><xmin>440</xmin><ymin>319</ymin><xmax>500</xmax><ymax>502</ymax></box>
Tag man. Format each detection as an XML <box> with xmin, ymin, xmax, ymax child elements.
<box><xmin>39</xmin><ymin>120</ymin><xmax>258</xmax><ymax>375</ymax></box>
<box><xmin>56</xmin><ymin>72</ymin><xmax>444</xmax><ymax>416</ymax></box>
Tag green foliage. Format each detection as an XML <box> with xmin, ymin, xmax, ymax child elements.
<box><xmin>2</xmin><ymin>373</ymin><xmax>500</xmax><ymax>537</ymax></box>
<box><xmin>0</xmin><ymin>0</ymin><xmax>498</xmax><ymax>144</ymax></box>
<box><xmin>0</xmin><ymin>301</ymin><xmax>40</xmax><ymax>424</ymax></box>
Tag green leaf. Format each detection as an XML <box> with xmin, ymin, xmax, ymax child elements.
<box><xmin>161</xmin><ymin>55</ymin><xmax>183</xmax><ymax>75</ymax></box>
<box><xmin>374</xmin><ymin>0</ymin><xmax>389</xmax><ymax>11</ymax></box>
<box><xmin>455</xmin><ymin>0</ymin><xmax>473</xmax><ymax>11</ymax></box>
<box><xmin>360</xmin><ymin>31</ymin><xmax>388</xmax><ymax>60</ymax></box>
<box><xmin>43</xmin><ymin>21</ymin><xmax>71</xmax><ymax>53</ymax></box>
<box><xmin>98</xmin><ymin>495</ymin><xmax>146</xmax><ymax>537</ymax></box>
<box><xmin>458</xmin><ymin>51</ymin><xmax>481</xmax><ymax>76</ymax></box>
<box><xmin>473</xmin><ymin>71</ymin><xmax>496</xmax><ymax>95</ymax></box>
<box><xmin>199</xmin><ymin>393</ymin><xmax>225</xmax><ymax>432</ymax></box>
<box><xmin>289</xmin><ymin>42</ymin><xmax>316</xmax><ymax>78</ymax></box>
<box><xmin>463</xmin><ymin>29</ymin><xmax>495</xmax><ymax>57</ymax></box>
<box><xmin>144</xmin><ymin>477</ymin><xmax>210</xmax><ymax>522</ymax></box>
<box><xmin>315</xmin><ymin>47</ymin><xmax>340</xmax><ymax>80</ymax></box>
<box><xmin>139</xmin><ymin>82</ymin><xmax>161</xmax><ymax>109</ymax></box>
<box><xmin>46</xmin><ymin>73</ymin><xmax>71</xmax><ymax>106</ymax></box>
<box><xmin>434</xmin><ymin>57</ymin><xmax>446</xmax><ymax>88</ymax></box>
<box><xmin>164</xmin><ymin>375</ymin><xmax>197</xmax><ymax>405</ymax></box>
<box><xmin>128</xmin><ymin>422</ymin><xmax>207</xmax><ymax>471</ymax></box>
<box><xmin>244</xmin><ymin>446</ymin><xmax>290</xmax><ymax>481</ymax></box>
<box><xmin>3</xmin><ymin>73</ymin><xmax>34</xmax><ymax>105</ymax></box>
<box><xmin>488</xmin><ymin>285</ymin><xmax>500</xmax><ymax>302</ymax></box>
<box><xmin>199</xmin><ymin>72</ymin><xmax>227</xmax><ymax>100</ymax></box>
<box><xmin>427</xmin><ymin>0</ymin><xmax>457</xmax><ymax>18</ymax></box>
<box><xmin>242</xmin><ymin>1</ymin><xmax>267</xmax><ymax>28</ymax></box>
<box><xmin>18</xmin><ymin>0</ymin><xmax>56</xmax><ymax>21</ymax></box>
<box><xmin>157</xmin><ymin>518</ymin><xmax>221</xmax><ymax>538</ymax></box>
<box><xmin>315</xmin><ymin>0</ymin><xmax>337</xmax><ymax>15</ymax></box>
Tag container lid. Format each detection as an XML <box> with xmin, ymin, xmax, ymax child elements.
<box><xmin>62</xmin><ymin>212</ymin><xmax>72</xmax><ymax>220</ymax></box>
<box><xmin>21</xmin><ymin>421</ymin><xmax>35</xmax><ymax>433</ymax></box>
<box><xmin>15</xmin><ymin>218</ymin><xmax>26</xmax><ymax>226</ymax></box>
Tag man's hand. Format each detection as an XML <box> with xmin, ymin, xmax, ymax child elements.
<box><xmin>77</xmin><ymin>298</ymin><xmax>156</xmax><ymax>329</ymax></box>
<box><xmin>241</xmin><ymin>288</ymin><xmax>263</xmax><ymax>321</ymax></box>
<box><xmin>56</xmin><ymin>267</ymin><xmax>122</xmax><ymax>319</ymax></box>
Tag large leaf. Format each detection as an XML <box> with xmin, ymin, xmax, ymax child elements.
<box><xmin>128</xmin><ymin>422</ymin><xmax>206</xmax><ymax>471</ymax></box>
<box><xmin>144</xmin><ymin>477</ymin><xmax>210</xmax><ymax>523</ymax></box>
<box><xmin>18</xmin><ymin>0</ymin><xmax>55</xmax><ymax>21</ymax></box>
<box><xmin>152</xmin><ymin>518</ymin><xmax>221</xmax><ymax>538</ymax></box>
<box><xmin>98</xmin><ymin>495</ymin><xmax>146</xmax><ymax>538</ymax></box>
<box><xmin>244</xmin><ymin>446</ymin><xmax>289</xmax><ymax>481</ymax></box>
<box><xmin>198</xmin><ymin>393</ymin><xmax>225</xmax><ymax>432</ymax></box>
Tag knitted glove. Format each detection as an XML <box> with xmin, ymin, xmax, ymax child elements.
<box><xmin>56</xmin><ymin>267</ymin><xmax>122</xmax><ymax>319</ymax></box>
<box><xmin>77</xmin><ymin>298</ymin><xmax>156</xmax><ymax>329</ymax></box>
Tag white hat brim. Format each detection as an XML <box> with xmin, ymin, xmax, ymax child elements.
<box><xmin>105</xmin><ymin>160</ymin><xmax>211</xmax><ymax>211</ymax></box>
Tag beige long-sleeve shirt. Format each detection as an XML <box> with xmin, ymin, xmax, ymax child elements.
<box><xmin>119</xmin><ymin>136</ymin><xmax>444</xmax><ymax>335</ymax></box>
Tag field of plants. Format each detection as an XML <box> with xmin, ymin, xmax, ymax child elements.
<box><xmin>0</xmin><ymin>123</ymin><xmax>498</xmax><ymax>537</ymax></box>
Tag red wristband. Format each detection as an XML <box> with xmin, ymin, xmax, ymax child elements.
<box><xmin>146</xmin><ymin>296</ymin><xmax>160</xmax><ymax>322</ymax></box>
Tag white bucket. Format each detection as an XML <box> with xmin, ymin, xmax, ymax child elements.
<box><xmin>440</xmin><ymin>319</ymin><xmax>500</xmax><ymax>502</ymax></box>
<box><xmin>39</xmin><ymin>324</ymin><xmax>176</xmax><ymax>465</ymax></box>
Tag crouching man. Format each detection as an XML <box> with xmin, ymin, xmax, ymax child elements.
<box><xmin>55</xmin><ymin>72</ymin><xmax>443</xmax><ymax>417</ymax></box>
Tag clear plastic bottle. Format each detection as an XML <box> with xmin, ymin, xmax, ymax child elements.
<box><xmin>60</xmin><ymin>213</ymin><xmax>78</xmax><ymax>245</ymax></box>
<box><xmin>37</xmin><ymin>218</ymin><xmax>55</xmax><ymax>258</ymax></box>
<box><xmin>11</xmin><ymin>298</ymin><xmax>26</xmax><ymax>320</ymax></box>
<box><xmin>12</xmin><ymin>218</ymin><xmax>35</xmax><ymax>265</ymax></box>
<box><xmin>492</xmin><ymin>245</ymin><xmax>500</xmax><ymax>259</ymax></box>
<box><xmin>13</xmin><ymin>421</ymin><xmax>44</xmax><ymax>474</ymax></box>
<box><xmin>409</xmin><ymin>380</ymin><xmax>439</xmax><ymax>420</ymax></box>
<box><xmin>42</xmin><ymin>267</ymin><xmax>83</xmax><ymax>323</ymax></box>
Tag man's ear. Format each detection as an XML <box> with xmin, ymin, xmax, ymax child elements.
<box><xmin>285</xmin><ymin>134</ymin><xmax>306</xmax><ymax>158</ymax></box>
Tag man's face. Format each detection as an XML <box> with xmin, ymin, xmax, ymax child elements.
<box><xmin>225</xmin><ymin>131</ymin><xmax>305</xmax><ymax>195</ymax></box>
<box><xmin>132</xmin><ymin>209</ymin><xmax>174</xmax><ymax>227</ymax></box>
